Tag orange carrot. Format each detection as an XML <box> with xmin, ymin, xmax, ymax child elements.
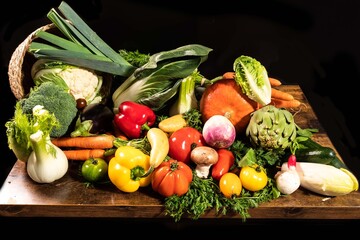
<box><xmin>271</xmin><ymin>88</ymin><xmax>294</xmax><ymax>101</ymax></box>
<box><xmin>51</xmin><ymin>134</ymin><xmax>115</xmax><ymax>149</ymax></box>
<box><xmin>63</xmin><ymin>149</ymin><xmax>106</xmax><ymax>160</ymax></box>
<box><xmin>222</xmin><ymin>72</ymin><xmax>235</xmax><ymax>79</ymax></box>
<box><xmin>269</xmin><ymin>98</ymin><xmax>301</xmax><ymax>108</ymax></box>
<box><xmin>269</xmin><ymin>77</ymin><xmax>282</xmax><ymax>87</ymax></box>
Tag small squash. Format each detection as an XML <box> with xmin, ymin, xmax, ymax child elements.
<box><xmin>199</xmin><ymin>78</ymin><xmax>259</xmax><ymax>134</ymax></box>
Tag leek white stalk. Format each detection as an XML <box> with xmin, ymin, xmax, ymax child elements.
<box><xmin>27</xmin><ymin>130</ymin><xmax>68</xmax><ymax>183</ymax></box>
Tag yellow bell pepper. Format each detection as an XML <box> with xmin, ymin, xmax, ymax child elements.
<box><xmin>108</xmin><ymin>145</ymin><xmax>152</xmax><ymax>193</ymax></box>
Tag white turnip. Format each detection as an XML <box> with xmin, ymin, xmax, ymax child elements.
<box><xmin>202</xmin><ymin>115</ymin><xmax>236</xmax><ymax>148</ymax></box>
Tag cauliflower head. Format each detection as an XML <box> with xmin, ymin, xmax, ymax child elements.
<box><xmin>31</xmin><ymin>60</ymin><xmax>103</xmax><ymax>105</ymax></box>
<box><xmin>59</xmin><ymin>67</ymin><xmax>103</xmax><ymax>104</ymax></box>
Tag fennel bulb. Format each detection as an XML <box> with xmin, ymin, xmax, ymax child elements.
<box><xmin>27</xmin><ymin>130</ymin><xmax>68</xmax><ymax>183</ymax></box>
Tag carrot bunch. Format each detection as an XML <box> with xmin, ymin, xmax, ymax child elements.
<box><xmin>222</xmin><ymin>72</ymin><xmax>301</xmax><ymax>108</ymax></box>
<box><xmin>51</xmin><ymin>134</ymin><xmax>116</xmax><ymax>160</ymax></box>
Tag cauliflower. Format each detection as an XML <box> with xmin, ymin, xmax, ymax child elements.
<box><xmin>31</xmin><ymin>59</ymin><xmax>103</xmax><ymax>104</ymax></box>
<box><xmin>58</xmin><ymin>67</ymin><xmax>103</xmax><ymax>103</ymax></box>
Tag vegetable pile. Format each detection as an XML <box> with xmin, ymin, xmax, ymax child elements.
<box><xmin>5</xmin><ymin>1</ymin><xmax>359</xmax><ymax>222</ymax></box>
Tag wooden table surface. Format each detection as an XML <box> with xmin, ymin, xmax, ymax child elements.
<box><xmin>1</xmin><ymin>85</ymin><xmax>359</xmax><ymax>219</ymax></box>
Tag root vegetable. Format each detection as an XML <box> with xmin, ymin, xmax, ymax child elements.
<box><xmin>275</xmin><ymin>154</ymin><xmax>300</xmax><ymax>195</ymax></box>
<box><xmin>202</xmin><ymin>115</ymin><xmax>236</xmax><ymax>148</ymax></box>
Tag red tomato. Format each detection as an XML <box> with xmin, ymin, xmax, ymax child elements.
<box><xmin>211</xmin><ymin>149</ymin><xmax>235</xmax><ymax>181</ymax></box>
<box><xmin>168</xmin><ymin>127</ymin><xmax>207</xmax><ymax>164</ymax></box>
<box><xmin>151</xmin><ymin>159</ymin><xmax>193</xmax><ymax>197</ymax></box>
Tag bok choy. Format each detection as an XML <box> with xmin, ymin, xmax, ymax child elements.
<box><xmin>112</xmin><ymin>44</ymin><xmax>213</xmax><ymax>113</ymax></box>
<box><xmin>168</xmin><ymin>70</ymin><xmax>204</xmax><ymax>116</ymax></box>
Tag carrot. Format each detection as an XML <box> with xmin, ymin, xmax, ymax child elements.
<box><xmin>222</xmin><ymin>72</ymin><xmax>235</xmax><ymax>79</ymax></box>
<box><xmin>271</xmin><ymin>88</ymin><xmax>294</xmax><ymax>101</ymax></box>
<box><xmin>51</xmin><ymin>134</ymin><xmax>115</xmax><ymax>149</ymax></box>
<box><xmin>269</xmin><ymin>77</ymin><xmax>282</xmax><ymax>87</ymax></box>
<box><xmin>63</xmin><ymin>149</ymin><xmax>106</xmax><ymax>160</ymax></box>
<box><xmin>269</xmin><ymin>98</ymin><xmax>301</xmax><ymax>108</ymax></box>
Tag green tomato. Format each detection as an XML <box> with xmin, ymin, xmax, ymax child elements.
<box><xmin>81</xmin><ymin>158</ymin><xmax>108</xmax><ymax>182</ymax></box>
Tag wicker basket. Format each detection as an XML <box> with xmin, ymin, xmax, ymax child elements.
<box><xmin>8</xmin><ymin>23</ymin><xmax>57</xmax><ymax>100</ymax></box>
<box><xmin>7</xmin><ymin>23</ymin><xmax>113</xmax><ymax>102</ymax></box>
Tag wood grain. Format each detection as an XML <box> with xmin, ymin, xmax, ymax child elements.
<box><xmin>1</xmin><ymin>85</ymin><xmax>359</xmax><ymax>219</ymax></box>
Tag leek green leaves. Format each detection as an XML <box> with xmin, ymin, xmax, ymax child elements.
<box><xmin>28</xmin><ymin>1</ymin><xmax>136</xmax><ymax>77</ymax></box>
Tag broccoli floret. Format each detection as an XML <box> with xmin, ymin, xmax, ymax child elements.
<box><xmin>19</xmin><ymin>81</ymin><xmax>78</xmax><ymax>137</ymax></box>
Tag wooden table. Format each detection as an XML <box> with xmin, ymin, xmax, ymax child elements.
<box><xmin>1</xmin><ymin>85</ymin><xmax>360</xmax><ymax>220</ymax></box>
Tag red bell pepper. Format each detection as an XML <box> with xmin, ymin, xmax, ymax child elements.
<box><xmin>114</xmin><ymin>101</ymin><xmax>156</xmax><ymax>139</ymax></box>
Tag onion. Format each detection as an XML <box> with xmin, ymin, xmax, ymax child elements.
<box><xmin>202</xmin><ymin>115</ymin><xmax>236</xmax><ymax>148</ymax></box>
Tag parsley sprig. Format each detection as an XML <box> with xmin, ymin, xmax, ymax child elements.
<box><xmin>164</xmin><ymin>173</ymin><xmax>281</xmax><ymax>222</ymax></box>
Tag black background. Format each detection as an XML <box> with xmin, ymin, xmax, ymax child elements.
<box><xmin>1</xmin><ymin>0</ymin><xmax>360</xmax><ymax>233</ymax></box>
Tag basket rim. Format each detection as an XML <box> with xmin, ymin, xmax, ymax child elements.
<box><xmin>8</xmin><ymin>23</ymin><xmax>56</xmax><ymax>100</ymax></box>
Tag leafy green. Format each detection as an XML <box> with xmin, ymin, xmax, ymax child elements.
<box><xmin>112</xmin><ymin>44</ymin><xmax>212</xmax><ymax>113</ymax></box>
<box><xmin>5</xmin><ymin>103</ymin><xmax>60</xmax><ymax>162</ymax></box>
<box><xmin>164</xmin><ymin>173</ymin><xmax>281</xmax><ymax>222</ymax></box>
<box><xmin>183</xmin><ymin>108</ymin><xmax>203</xmax><ymax>132</ymax></box>
<box><xmin>233</xmin><ymin>55</ymin><xmax>271</xmax><ymax>105</ymax></box>
<box><xmin>118</xmin><ymin>49</ymin><xmax>150</xmax><ymax>68</ymax></box>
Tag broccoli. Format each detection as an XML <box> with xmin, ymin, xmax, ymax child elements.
<box><xmin>19</xmin><ymin>81</ymin><xmax>78</xmax><ymax>137</ymax></box>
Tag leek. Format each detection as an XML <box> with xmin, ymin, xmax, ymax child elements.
<box><xmin>28</xmin><ymin>1</ymin><xmax>136</xmax><ymax>77</ymax></box>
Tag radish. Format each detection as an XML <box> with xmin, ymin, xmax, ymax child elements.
<box><xmin>202</xmin><ymin>115</ymin><xmax>236</xmax><ymax>148</ymax></box>
<box><xmin>275</xmin><ymin>154</ymin><xmax>300</xmax><ymax>195</ymax></box>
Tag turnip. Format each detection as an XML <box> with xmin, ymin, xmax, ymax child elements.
<box><xmin>202</xmin><ymin>115</ymin><xmax>236</xmax><ymax>148</ymax></box>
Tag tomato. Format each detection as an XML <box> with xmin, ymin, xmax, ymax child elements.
<box><xmin>81</xmin><ymin>158</ymin><xmax>108</xmax><ymax>182</ymax></box>
<box><xmin>168</xmin><ymin>127</ymin><xmax>207</xmax><ymax>164</ymax></box>
<box><xmin>151</xmin><ymin>159</ymin><xmax>193</xmax><ymax>197</ymax></box>
<box><xmin>211</xmin><ymin>149</ymin><xmax>235</xmax><ymax>181</ymax></box>
<box><xmin>239</xmin><ymin>165</ymin><xmax>268</xmax><ymax>191</ymax></box>
<box><xmin>219</xmin><ymin>172</ymin><xmax>242</xmax><ymax>198</ymax></box>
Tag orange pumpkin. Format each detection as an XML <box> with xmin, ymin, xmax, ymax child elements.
<box><xmin>199</xmin><ymin>78</ymin><xmax>259</xmax><ymax>134</ymax></box>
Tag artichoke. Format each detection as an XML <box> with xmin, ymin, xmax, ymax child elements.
<box><xmin>246</xmin><ymin>105</ymin><xmax>297</xmax><ymax>150</ymax></box>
